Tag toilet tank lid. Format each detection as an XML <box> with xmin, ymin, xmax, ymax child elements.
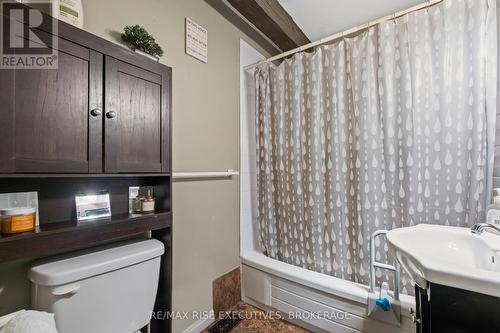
<box><xmin>29</xmin><ymin>239</ymin><xmax>165</xmax><ymax>286</ymax></box>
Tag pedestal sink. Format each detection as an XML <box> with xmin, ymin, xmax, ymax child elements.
<box><xmin>386</xmin><ymin>224</ymin><xmax>500</xmax><ymax>297</ymax></box>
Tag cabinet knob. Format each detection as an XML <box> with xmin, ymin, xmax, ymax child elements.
<box><xmin>106</xmin><ymin>111</ymin><xmax>117</xmax><ymax>119</ymax></box>
<box><xmin>90</xmin><ymin>108</ymin><xmax>102</xmax><ymax>117</ymax></box>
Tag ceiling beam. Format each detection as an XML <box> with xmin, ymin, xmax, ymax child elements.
<box><xmin>226</xmin><ymin>0</ymin><xmax>310</xmax><ymax>51</ymax></box>
<box><xmin>205</xmin><ymin>0</ymin><xmax>281</xmax><ymax>55</ymax></box>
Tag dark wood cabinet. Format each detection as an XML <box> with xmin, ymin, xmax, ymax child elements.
<box><xmin>415</xmin><ymin>284</ymin><xmax>500</xmax><ymax>333</ymax></box>
<box><xmin>0</xmin><ymin>3</ymin><xmax>172</xmax><ymax>332</ymax></box>
<box><xmin>0</xmin><ymin>23</ymin><xmax>171</xmax><ymax>175</ymax></box>
<box><xmin>0</xmin><ymin>37</ymin><xmax>103</xmax><ymax>173</ymax></box>
<box><xmin>105</xmin><ymin>57</ymin><xmax>170</xmax><ymax>173</ymax></box>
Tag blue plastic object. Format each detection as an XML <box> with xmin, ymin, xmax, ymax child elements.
<box><xmin>376</xmin><ymin>297</ymin><xmax>391</xmax><ymax>311</ymax></box>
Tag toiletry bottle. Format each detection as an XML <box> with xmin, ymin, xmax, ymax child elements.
<box><xmin>375</xmin><ymin>282</ymin><xmax>391</xmax><ymax>311</ymax></box>
<box><xmin>141</xmin><ymin>189</ymin><xmax>155</xmax><ymax>213</ymax></box>
<box><xmin>487</xmin><ymin>188</ymin><xmax>500</xmax><ymax>225</ymax></box>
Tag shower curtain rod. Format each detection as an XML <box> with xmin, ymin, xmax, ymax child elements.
<box><xmin>244</xmin><ymin>0</ymin><xmax>443</xmax><ymax>70</ymax></box>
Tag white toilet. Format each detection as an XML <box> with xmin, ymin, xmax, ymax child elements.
<box><xmin>28</xmin><ymin>239</ymin><xmax>164</xmax><ymax>333</ymax></box>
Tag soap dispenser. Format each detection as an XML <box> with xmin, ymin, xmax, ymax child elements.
<box><xmin>487</xmin><ymin>188</ymin><xmax>500</xmax><ymax>225</ymax></box>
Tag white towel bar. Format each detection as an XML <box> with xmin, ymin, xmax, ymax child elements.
<box><xmin>173</xmin><ymin>169</ymin><xmax>239</xmax><ymax>180</ymax></box>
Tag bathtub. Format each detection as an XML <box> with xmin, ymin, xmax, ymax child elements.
<box><xmin>240</xmin><ymin>250</ymin><xmax>416</xmax><ymax>333</ymax></box>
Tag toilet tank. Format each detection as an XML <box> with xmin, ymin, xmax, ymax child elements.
<box><xmin>29</xmin><ymin>239</ymin><xmax>165</xmax><ymax>333</ymax></box>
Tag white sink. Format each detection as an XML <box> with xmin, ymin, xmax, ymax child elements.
<box><xmin>386</xmin><ymin>224</ymin><xmax>500</xmax><ymax>296</ymax></box>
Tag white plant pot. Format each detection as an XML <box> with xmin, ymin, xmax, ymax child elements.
<box><xmin>134</xmin><ymin>49</ymin><xmax>160</xmax><ymax>62</ymax></box>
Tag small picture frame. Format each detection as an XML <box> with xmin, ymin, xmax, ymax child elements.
<box><xmin>185</xmin><ymin>17</ymin><xmax>208</xmax><ymax>63</ymax></box>
<box><xmin>75</xmin><ymin>191</ymin><xmax>111</xmax><ymax>221</ymax></box>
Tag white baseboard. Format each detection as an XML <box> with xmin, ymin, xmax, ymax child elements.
<box><xmin>182</xmin><ymin>311</ymin><xmax>216</xmax><ymax>333</ymax></box>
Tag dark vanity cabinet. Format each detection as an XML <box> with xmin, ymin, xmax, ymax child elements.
<box><xmin>0</xmin><ymin>3</ymin><xmax>172</xmax><ymax>333</ymax></box>
<box><xmin>415</xmin><ymin>284</ymin><xmax>500</xmax><ymax>333</ymax></box>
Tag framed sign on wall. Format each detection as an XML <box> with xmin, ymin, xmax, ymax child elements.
<box><xmin>185</xmin><ymin>17</ymin><xmax>208</xmax><ymax>63</ymax></box>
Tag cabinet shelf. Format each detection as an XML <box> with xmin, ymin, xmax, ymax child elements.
<box><xmin>0</xmin><ymin>173</ymin><xmax>171</xmax><ymax>178</ymax></box>
<box><xmin>0</xmin><ymin>211</ymin><xmax>171</xmax><ymax>263</ymax></box>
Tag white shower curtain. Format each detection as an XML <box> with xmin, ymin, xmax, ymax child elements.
<box><xmin>253</xmin><ymin>0</ymin><xmax>497</xmax><ymax>293</ymax></box>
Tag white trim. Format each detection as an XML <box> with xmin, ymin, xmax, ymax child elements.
<box><xmin>239</xmin><ymin>39</ymin><xmax>265</xmax><ymax>256</ymax></box>
<box><xmin>181</xmin><ymin>312</ymin><xmax>216</xmax><ymax>333</ymax></box>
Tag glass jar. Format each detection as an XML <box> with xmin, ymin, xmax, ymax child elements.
<box><xmin>1</xmin><ymin>207</ymin><xmax>36</xmax><ymax>234</ymax></box>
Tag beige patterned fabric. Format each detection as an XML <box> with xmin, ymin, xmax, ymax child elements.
<box><xmin>253</xmin><ymin>0</ymin><xmax>497</xmax><ymax>294</ymax></box>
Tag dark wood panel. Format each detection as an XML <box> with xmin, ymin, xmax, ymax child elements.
<box><xmin>205</xmin><ymin>0</ymin><xmax>280</xmax><ymax>55</ymax></box>
<box><xmin>13</xmin><ymin>27</ymin><xmax>90</xmax><ymax>60</ymax></box>
<box><xmin>13</xmin><ymin>47</ymin><xmax>89</xmax><ymax>171</ymax></box>
<box><xmin>161</xmin><ymin>68</ymin><xmax>172</xmax><ymax>173</ymax></box>
<box><xmin>152</xmin><ymin>227</ymin><xmax>172</xmax><ymax>333</ymax></box>
<box><xmin>89</xmin><ymin>51</ymin><xmax>104</xmax><ymax>173</ymax></box>
<box><xmin>0</xmin><ymin>212</ymin><xmax>171</xmax><ymax>262</ymax></box>
<box><xmin>116</xmin><ymin>71</ymin><xmax>161</xmax><ymax>165</ymax></box>
<box><xmin>0</xmin><ymin>173</ymin><xmax>170</xmax><ymax>178</ymax></box>
<box><xmin>227</xmin><ymin>0</ymin><xmax>310</xmax><ymax>51</ymax></box>
<box><xmin>417</xmin><ymin>283</ymin><xmax>500</xmax><ymax>332</ymax></box>
<box><xmin>105</xmin><ymin>57</ymin><xmax>163</xmax><ymax>173</ymax></box>
<box><xmin>14</xmin><ymin>160</ymin><xmax>89</xmax><ymax>174</ymax></box>
<box><xmin>117</xmin><ymin>59</ymin><xmax>162</xmax><ymax>85</ymax></box>
<box><xmin>0</xmin><ymin>35</ymin><xmax>103</xmax><ymax>174</ymax></box>
<box><xmin>14</xmin><ymin>48</ymin><xmax>89</xmax><ymax>170</ymax></box>
<box><xmin>0</xmin><ymin>176</ymin><xmax>170</xmax><ymax>224</ymax></box>
<box><xmin>0</xmin><ymin>67</ymin><xmax>15</xmax><ymax>172</ymax></box>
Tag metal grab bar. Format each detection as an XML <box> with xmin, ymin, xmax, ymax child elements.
<box><xmin>370</xmin><ymin>230</ymin><xmax>400</xmax><ymax>301</ymax></box>
<box><xmin>172</xmin><ymin>169</ymin><xmax>239</xmax><ymax>180</ymax></box>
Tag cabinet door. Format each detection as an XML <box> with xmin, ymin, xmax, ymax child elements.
<box><xmin>415</xmin><ymin>285</ymin><xmax>430</xmax><ymax>333</ymax></box>
<box><xmin>0</xmin><ymin>34</ymin><xmax>103</xmax><ymax>173</ymax></box>
<box><xmin>104</xmin><ymin>57</ymin><xmax>169</xmax><ymax>173</ymax></box>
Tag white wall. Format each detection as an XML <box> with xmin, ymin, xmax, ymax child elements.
<box><xmin>239</xmin><ymin>41</ymin><xmax>264</xmax><ymax>255</ymax></box>
<box><xmin>278</xmin><ymin>0</ymin><xmax>424</xmax><ymax>41</ymax></box>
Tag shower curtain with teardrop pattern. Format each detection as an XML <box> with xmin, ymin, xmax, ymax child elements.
<box><xmin>253</xmin><ymin>0</ymin><xmax>497</xmax><ymax>293</ymax></box>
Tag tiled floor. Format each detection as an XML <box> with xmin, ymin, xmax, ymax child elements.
<box><xmin>206</xmin><ymin>303</ymin><xmax>310</xmax><ymax>333</ymax></box>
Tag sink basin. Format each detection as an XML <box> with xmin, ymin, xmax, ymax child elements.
<box><xmin>386</xmin><ymin>224</ymin><xmax>500</xmax><ymax>297</ymax></box>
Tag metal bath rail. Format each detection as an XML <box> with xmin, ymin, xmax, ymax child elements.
<box><xmin>370</xmin><ymin>230</ymin><xmax>400</xmax><ymax>301</ymax></box>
